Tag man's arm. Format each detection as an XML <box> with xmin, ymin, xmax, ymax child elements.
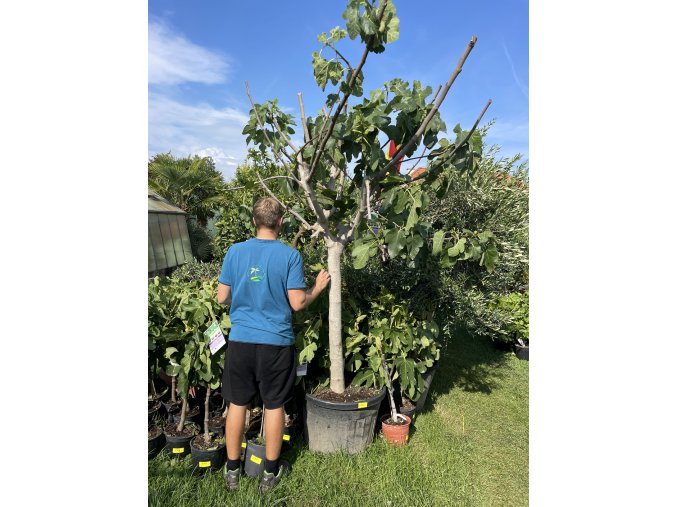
<box><xmin>217</xmin><ymin>283</ymin><xmax>232</xmax><ymax>306</ymax></box>
<box><xmin>288</xmin><ymin>270</ymin><xmax>331</xmax><ymax>311</ymax></box>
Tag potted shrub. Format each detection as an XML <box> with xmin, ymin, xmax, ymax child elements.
<box><xmin>189</xmin><ymin>309</ymin><xmax>230</xmax><ymax>474</ymax></box>
<box><xmin>162</xmin><ymin>278</ymin><xmax>228</xmax><ymax>457</ymax></box>
<box><xmin>343</xmin><ymin>292</ymin><xmax>441</xmax><ymax>415</ymax></box>
<box><xmin>490</xmin><ymin>291</ymin><xmax>529</xmax><ymax>360</ymax></box>
<box><xmin>240</xmin><ymin>0</ymin><xmax>497</xmax><ymax>453</ymax></box>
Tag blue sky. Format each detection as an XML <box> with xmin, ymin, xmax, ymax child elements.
<box><xmin>149</xmin><ymin>0</ymin><xmax>528</xmax><ymax>179</ymax></box>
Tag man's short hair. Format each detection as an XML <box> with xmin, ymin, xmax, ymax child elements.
<box><xmin>253</xmin><ymin>198</ymin><xmax>283</xmax><ymax>229</ymax></box>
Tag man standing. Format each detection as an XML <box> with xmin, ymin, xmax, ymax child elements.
<box><xmin>217</xmin><ymin>197</ymin><xmax>331</xmax><ymax>493</ymax></box>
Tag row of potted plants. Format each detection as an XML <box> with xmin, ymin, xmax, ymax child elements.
<box><xmin>149</xmin><ymin>275</ymin><xmax>439</xmax><ymax>464</ymax></box>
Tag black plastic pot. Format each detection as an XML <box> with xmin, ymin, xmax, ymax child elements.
<box><xmin>161</xmin><ymin>400</ymin><xmax>182</xmax><ymax>420</ymax></box>
<box><xmin>207</xmin><ymin>415</ymin><xmax>226</xmax><ymax>438</ymax></box>
<box><xmin>243</xmin><ymin>439</ymin><xmax>266</xmax><ymax>478</ymax></box>
<box><xmin>414</xmin><ymin>363</ymin><xmax>439</xmax><ymax>412</ymax></box>
<box><xmin>148</xmin><ymin>427</ymin><xmax>165</xmax><ymax>459</ymax></box>
<box><xmin>169</xmin><ymin>405</ymin><xmax>202</xmax><ymax>430</ymax></box>
<box><xmin>190</xmin><ymin>436</ymin><xmax>226</xmax><ymax>474</ymax></box>
<box><xmin>148</xmin><ymin>400</ymin><xmax>163</xmax><ymax>424</ymax></box>
<box><xmin>164</xmin><ymin>424</ymin><xmax>198</xmax><ymax>458</ymax></box>
<box><xmin>515</xmin><ymin>344</ymin><xmax>529</xmax><ymax>361</ymax></box>
<box><xmin>304</xmin><ymin>387</ymin><xmax>386</xmax><ymax>454</ymax></box>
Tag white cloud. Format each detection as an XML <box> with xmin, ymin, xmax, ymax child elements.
<box><xmin>148</xmin><ymin>93</ymin><xmax>250</xmax><ymax>179</ymax></box>
<box><xmin>149</xmin><ymin>20</ymin><xmax>229</xmax><ymax>85</ymax></box>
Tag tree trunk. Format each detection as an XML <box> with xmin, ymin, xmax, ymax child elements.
<box><xmin>177</xmin><ymin>398</ymin><xmax>188</xmax><ymax>432</ymax></box>
<box><xmin>204</xmin><ymin>386</ymin><xmax>211</xmax><ymax>444</ymax></box>
<box><xmin>327</xmin><ymin>240</ymin><xmax>345</xmax><ymax>393</ymax></box>
<box><xmin>171</xmin><ymin>376</ymin><xmax>176</xmax><ymax>402</ymax></box>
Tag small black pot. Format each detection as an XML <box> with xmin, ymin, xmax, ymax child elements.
<box><xmin>243</xmin><ymin>438</ymin><xmax>266</xmax><ymax>478</ymax></box>
<box><xmin>148</xmin><ymin>400</ymin><xmax>163</xmax><ymax>424</ymax></box>
<box><xmin>515</xmin><ymin>344</ymin><xmax>529</xmax><ymax>361</ymax></box>
<box><xmin>190</xmin><ymin>436</ymin><xmax>226</xmax><ymax>474</ymax></box>
<box><xmin>148</xmin><ymin>426</ymin><xmax>165</xmax><ymax>460</ymax></box>
<box><xmin>164</xmin><ymin>423</ymin><xmax>198</xmax><ymax>458</ymax></box>
<box><xmin>169</xmin><ymin>405</ymin><xmax>202</xmax><ymax>430</ymax></box>
<box><xmin>207</xmin><ymin>415</ymin><xmax>226</xmax><ymax>438</ymax></box>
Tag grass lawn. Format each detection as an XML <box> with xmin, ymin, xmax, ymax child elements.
<box><xmin>148</xmin><ymin>328</ymin><xmax>528</xmax><ymax>506</ymax></box>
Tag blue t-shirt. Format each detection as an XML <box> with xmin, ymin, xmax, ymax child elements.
<box><xmin>218</xmin><ymin>238</ymin><xmax>306</xmax><ymax>346</ymax></box>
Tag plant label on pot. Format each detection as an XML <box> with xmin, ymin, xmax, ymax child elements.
<box><xmin>205</xmin><ymin>320</ymin><xmax>226</xmax><ymax>354</ymax></box>
<box><xmin>296</xmin><ymin>362</ymin><xmax>308</xmax><ymax>377</ymax></box>
<box><xmin>250</xmin><ymin>454</ymin><xmax>262</xmax><ymax>464</ymax></box>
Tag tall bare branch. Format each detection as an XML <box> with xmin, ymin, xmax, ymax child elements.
<box><xmin>375</xmin><ymin>35</ymin><xmax>479</xmax><ymax>182</ymax></box>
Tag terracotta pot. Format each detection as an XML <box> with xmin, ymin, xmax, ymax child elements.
<box><xmin>380</xmin><ymin>414</ymin><xmax>411</xmax><ymax>447</ymax></box>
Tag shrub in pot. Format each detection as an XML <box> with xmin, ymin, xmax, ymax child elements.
<box><xmin>489</xmin><ymin>291</ymin><xmax>529</xmax><ymax>359</ymax></box>
<box><xmin>343</xmin><ymin>292</ymin><xmax>441</xmax><ymax>419</ymax></box>
<box><xmin>159</xmin><ymin>278</ymin><xmax>230</xmax><ymax>456</ymax></box>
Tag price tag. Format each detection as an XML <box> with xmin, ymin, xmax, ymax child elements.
<box><xmin>241</xmin><ymin>441</ymin><xmax>247</xmax><ymax>448</ymax></box>
<box><xmin>357</xmin><ymin>402</ymin><xmax>367</xmax><ymax>409</ymax></box>
<box><xmin>172</xmin><ymin>447</ymin><xmax>184</xmax><ymax>454</ymax></box>
<box><xmin>250</xmin><ymin>455</ymin><xmax>262</xmax><ymax>465</ymax></box>
<box><xmin>199</xmin><ymin>461</ymin><xmax>211</xmax><ymax>468</ymax></box>
<box><xmin>296</xmin><ymin>362</ymin><xmax>308</xmax><ymax>377</ymax></box>
<box><xmin>283</xmin><ymin>434</ymin><xmax>291</xmax><ymax>441</ymax></box>
<box><xmin>205</xmin><ymin>320</ymin><xmax>226</xmax><ymax>354</ymax></box>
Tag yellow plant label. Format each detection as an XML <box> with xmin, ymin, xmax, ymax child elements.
<box><xmin>241</xmin><ymin>442</ymin><xmax>247</xmax><ymax>448</ymax></box>
<box><xmin>199</xmin><ymin>461</ymin><xmax>211</xmax><ymax>468</ymax></box>
<box><xmin>250</xmin><ymin>455</ymin><xmax>262</xmax><ymax>465</ymax></box>
<box><xmin>358</xmin><ymin>402</ymin><xmax>368</xmax><ymax>409</ymax></box>
<box><xmin>172</xmin><ymin>448</ymin><xmax>184</xmax><ymax>454</ymax></box>
<box><xmin>283</xmin><ymin>434</ymin><xmax>291</xmax><ymax>441</ymax></box>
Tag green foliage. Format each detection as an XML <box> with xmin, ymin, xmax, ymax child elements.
<box><xmin>148</xmin><ymin>277</ymin><xmax>230</xmax><ymax>404</ymax></box>
<box><xmin>212</xmin><ymin>151</ymin><xmax>313</xmax><ymax>260</ymax></box>
<box><xmin>186</xmin><ymin>218</ymin><xmax>213</xmax><ymax>262</ymax></box>
<box><xmin>170</xmin><ymin>259</ymin><xmax>222</xmax><ymax>283</ymax></box>
<box><xmin>423</xmin><ymin>145</ymin><xmax>529</xmax><ymax>341</ymax></box>
<box><xmin>294</xmin><ymin>289</ymin><xmax>440</xmax><ymax>400</ymax></box>
<box><xmin>148</xmin><ymin>153</ymin><xmax>226</xmax><ymax>225</ymax></box>
<box><xmin>344</xmin><ymin>292</ymin><xmax>440</xmax><ymax>400</ymax></box>
<box><xmin>489</xmin><ymin>292</ymin><xmax>529</xmax><ymax>346</ymax></box>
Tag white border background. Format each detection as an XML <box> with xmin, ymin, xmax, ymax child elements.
<box><xmin>1</xmin><ymin>0</ymin><xmax>676</xmax><ymax>505</ymax></box>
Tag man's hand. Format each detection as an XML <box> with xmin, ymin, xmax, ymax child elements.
<box><xmin>315</xmin><ymin>269</ymin><xmax>331</xmax><ymax>292</ymax></box>
<box><xmin>288</xmin><ymin>269</ymin><xmax>332</xmax><ymax>311</ymax></box>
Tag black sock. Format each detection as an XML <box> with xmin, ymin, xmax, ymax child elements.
<box><xmin>226</xmin><ymin>458</ymin><xmax>241</xmax><ymax>471</ymax></box>
<box><xmin>264</xmin><ymin>458</ymin><xmax>279</xmax><ymax>476</ymax></box>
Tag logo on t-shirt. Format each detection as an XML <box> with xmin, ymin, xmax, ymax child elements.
<box><xmin>248</xmin><ymin>265</ymin><xmax>265</xmax><ymax>282</ymax></box>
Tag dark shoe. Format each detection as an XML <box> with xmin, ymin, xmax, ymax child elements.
<box><xmin>224</xmin><ymin>466</ymin><xmax>241</xmax><ymax>491</ymax></box>
<box><xmin>259</xmin><ymin>460</ymin><xmax>290</xmax><ymax>494</ymax></box>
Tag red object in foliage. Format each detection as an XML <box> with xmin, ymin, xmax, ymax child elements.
<box><xmin>385</xmin><ymin>140</ymin><xmax>403</xmax><ymax>173</ymax></box>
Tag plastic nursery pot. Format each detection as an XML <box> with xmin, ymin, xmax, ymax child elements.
<box><xmin>148</xmin><ymin>426</ymin><xmax>165</xmax><ymax>460</ymax></box>
<box><xmin>304</xmin><ymin>387</ymin><xmax>387</xmax><ymax>454</ymax></box>
<box><xmin>515</xmin><ymin>344</ymin><xmax>529</xmax><ymax>361</ymax></box>
<box><xmin>243</xmin><ymin>438</ymin><xmax>266</xmax><ymax>478</ymax></box>
<box><xmin>190</xmin><ymin>435</ymin><xmax>226</xmax><ymax>474</ymax></box>
<box><xmin>380</xmin><ymin>414</ymin><xmax>412</xmax><ymax>447</ymax></box>
<box><xmin>163</xmin><ymin>423</ymin><xmax>198</xmax><ymax>458</ymax></box>
<box><xmin>148</xmin><ymin>400</ymin><xmax>163</xmax><ymax>424</ymax></box>
<box><xmin>414</xmin><ymin>363</ymin><xmax>439</xmax><ymax>413</ymax></box>
<box><xmin>169</xmin><ymin>405</ymin><xmax>202</xmax><ymax>430</ymax></box>
<box><xmin>207</xmin><ymin>415</ymin><xmax>226</xmax><ymax>438</ymax></box>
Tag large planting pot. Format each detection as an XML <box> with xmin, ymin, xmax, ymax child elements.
<box><xmin>304</xmin><ymin>387</ymin><xmax>386</xmax><ymax>454</ymax></box>
<box><xmin>515</xmin><ymin>344</ymin><xmax>529</xmax><ymax>361</ymax></box>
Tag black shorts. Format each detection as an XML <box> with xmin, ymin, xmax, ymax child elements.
<box><xmin>221</xmin><ymin>341</ymin><xmax>296</xmax><ymax>409</ymax></box>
